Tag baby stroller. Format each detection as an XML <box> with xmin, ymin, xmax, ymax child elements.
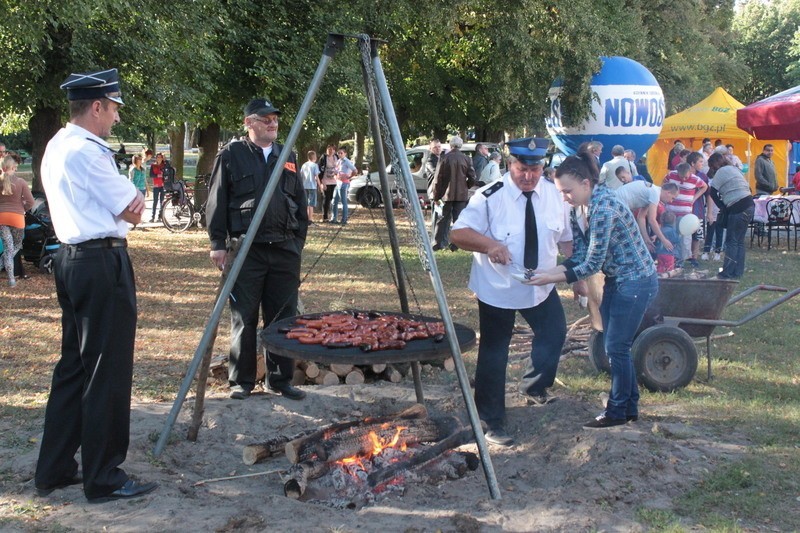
<box><xmin>22</xmin><ymin>198</ymin><xmax>61</xmax><ymax>273</ymax></box>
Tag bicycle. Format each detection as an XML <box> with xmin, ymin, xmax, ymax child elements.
<box><xmin>161</xmin><ymin>179</ymin><xmax>207</xmax><ymax>233</ymax></box>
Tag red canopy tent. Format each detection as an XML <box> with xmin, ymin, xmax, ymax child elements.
<box><xmin>736</xmin><ymin>85</ymin><xmax>800</xmax><ymax>141</ymax></box>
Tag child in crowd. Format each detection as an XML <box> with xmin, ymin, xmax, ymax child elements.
<box><xmin>149</xmin><ymin>153</ymin><xmax>166</xmax><ymax>222</ymax></box>
<box><xmin>301</xmin><ymin>151</ymin><xmax>321</xmax><ymax>224</ymax></box>
<box><xmin>128</xmin><ymin>155</ymin><xmax>149</xmax><ymax>199</ymax></box>
<box><xmin>656</xmin><ymin>210</ymin><xmax>680</xmax><ymax>274</ymax></box>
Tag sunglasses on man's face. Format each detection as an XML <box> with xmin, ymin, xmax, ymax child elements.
<box><xmin>252</xmin><ymin>116</ymin><xmax>279</xmax><ymax>125</ymax></box>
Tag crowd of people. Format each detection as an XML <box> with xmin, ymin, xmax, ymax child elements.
<box><xmin>18</xmin><ymin>64</ymin><xmax>778</xmax><ymax>510</ymax></box>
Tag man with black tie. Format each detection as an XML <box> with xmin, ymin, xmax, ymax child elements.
<box><xmin>451</xmin><ymin>138</ymin><xmax>572</xmax><ymax>446</ymax></box>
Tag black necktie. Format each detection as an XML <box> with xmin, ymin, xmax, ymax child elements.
<box><xmin>523</xmin><ymin>191</ymin><xmax>538</xmax><ymax>269</ymax></box>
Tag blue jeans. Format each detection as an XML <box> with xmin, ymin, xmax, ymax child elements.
<box><xmin>720</xmin><ymin>205</ymin><xmax>753</xmax><ymax>279</ymax></box>
<box><xmin>330</xmin><ymin>182</ymin><xmax>350</xmax><ymax>223</ymax></box>
<box><xmin>600</xmin><ymin>274</ymin><xmax>659</xmax><ymax>420</ymax></box>
<box><xmin>151</xmin><ymin>187</ymin><xmax>164</xmax><ymax>220</ymax></box>
<box><xmin>703</xmin><ymin>220</ymin><xmax>725</xmax><ymax>253</ymax></box>
<box><xmin>474</xmin><ymin>289</ymin><xmax>566</xmax><ymax>429</ymax></box>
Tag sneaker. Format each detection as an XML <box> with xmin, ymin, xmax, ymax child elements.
<box><xmin>713</xmin><ymin>253</ymin><xmax>722</xmax><ymax>261</ymax></box>
<box><xmin>700</xmin><ymin>253</ymin><xmax>709</xmax><ymax>261</ymax></box>
<box><xmin>687</xmin><ymin>258</ymin><xmax>700</xmax><ymax>268</ymax></box>
<box><xmin>8</xmin><ymin>279</ymin><xmax>16</xmax><ymax>288</ymax></box>
<box><xmin>522</xmin><ymin>391</ymin><xmax>556</xmax><ymax>406</ymax></box>
<box><xmin>229</xmin><ymin>385</ymin><xmax>251</xmax><ymax>400</ymax></box>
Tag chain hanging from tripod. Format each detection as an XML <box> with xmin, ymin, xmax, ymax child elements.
<box><xmin>357</xmin><ymin>34</ymin><xmax>432</xmax><ymax>274</ymax></box>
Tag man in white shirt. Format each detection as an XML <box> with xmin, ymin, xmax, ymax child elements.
<box><xmin>615</xmin><ymin>181</ymin><xmax>680</xmax><ymax>253</ymax></box>
<box><xmin>451</xmin><ymin>137</ymin><xmax>572</xmax><ymax>446</ymax></box>
<box><xmin>599</xmin><ymin>144</ymin><xmax>634</xmax><ymax>189</ymax></box>
<box><xmin>36</xmin><ymin>68</ymin><xmax>157</xmax><ymax>503</ymax></box>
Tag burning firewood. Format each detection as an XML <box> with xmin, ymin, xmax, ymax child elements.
<box><xmin>285</xmin><ymin>403</ymin><xmax>427</xmax><ymax>464</ymax></box>
<box><xmin>242</xmin><ymin>430</ymin><xmax>316</xmax><ymax>466</ymax></box>
<box><xmin>313</xmin><ymin>416</ymin><xmax>461</xmax><ymax>463</ymax></box>
<box><xmin>365</xmin><ymin>426</ymin><xmax>474</xmax><ymax>488</ymax></box>
<box><xmin>284</xmin><ymin>461</ymin><xmax>331</xmax><ymax>499</ymax></box>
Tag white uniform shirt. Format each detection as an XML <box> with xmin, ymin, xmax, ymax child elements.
<box><xmin>41</xmin><ymin>123</ymin><xmax>137</xmax><ymax>244</ymax></box>
<box><xmin>614</xmin><ymin>181</ymin><xmax>661</xmax><ymax>210</ymax></box>
<box><xmin>599</xmin><ymin>156</ymin><xmax>636</xmax><ymax>190</ymax></box>
<box><xmin>453</xmin><ymin>173</ymin><xmax>572</xmax><ymax>309</ymax></box>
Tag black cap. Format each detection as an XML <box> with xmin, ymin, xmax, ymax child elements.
<box><xmin>60</xmin><ymin>68</ymin><xmax>124</xmax><ymax>104</ymax></box>
<box><xmin>506</xmin><ymin>137</ymin><xmax>549</xmax><ymax>165</ymax></box>
<box><xmin>244</xmin><ymin>98</ymin><xmax>281</xmax><ymax>117</ymax></box>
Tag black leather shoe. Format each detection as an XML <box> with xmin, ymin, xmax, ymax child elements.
<box><xmin>583</xmin><ymin>415</ymin><xmax>627</xmax><ymax>428</ymax></box>
<box><xmin>448</xmin><ymin>243</ymin><xmax>459</xmax><ymax>252</ymax></box>
<box><xmin>432</xmin><ymin>244</ymin><xmax>443</xmax><ymax>251</ymax></box>
<box><xmin>626</xmin><ymin>415</ymin><xmax>639</xmax><ymax>422</ymax></box>
<box><xmin>484</xmin><ymin>428</ymin><xmax>514</xmax><ymax>446</ymax></box>
<box><xmin>268</xmin><ymin>383</ymin><xmax>306</xmax><ymax>400</ymax></box>
<box><xmin>35</xmin><ymin>475</ymin><xmax>82</xmax><ymax>497</ymax></box>
<box><xmin>88</xmin><ymin>479</ymin><xmax>158</xmax><ymax>503</ymax></box>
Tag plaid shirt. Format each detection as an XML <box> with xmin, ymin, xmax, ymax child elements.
<box><xmin>562</xmin><ymin>185</ymin><xmax>655</xmax><ymax>283</ymax></box>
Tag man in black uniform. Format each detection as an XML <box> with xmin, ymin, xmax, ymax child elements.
<box><xmin>36</xmin><ymin>68</ymin><xmax>157</xmax><ymax>502</ymax></box>
<box><xmin>206</xmin><ymin>98</ymin><xmax>309</xmax><ymax>400</ymax></box>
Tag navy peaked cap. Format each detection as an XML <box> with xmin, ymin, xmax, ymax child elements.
<box><xmin>60</xmin><ymin>68</ymin><xmax>123</xmax><ymax>104</ymax></box>
<box><xmin>506</xmin><ymin>137</ymin><xmax>549</xmax><ymax>165</ymax></box>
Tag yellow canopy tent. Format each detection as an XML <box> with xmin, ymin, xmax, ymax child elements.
<box><xmin>646</xmin><ymin>87</ymin><xmax>789</xmax><ymax>191</ymax></box>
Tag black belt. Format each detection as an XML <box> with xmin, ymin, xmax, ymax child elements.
<box><xmin>68</xmin><ymin>237</ymin><xmax>127</xmax><ymax>249</ymax></box>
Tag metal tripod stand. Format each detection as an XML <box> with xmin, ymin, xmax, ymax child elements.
<box><xmin>153</xmin><ymin>33</ymin><xmax>500</xmax><ymax>500</ymax></box>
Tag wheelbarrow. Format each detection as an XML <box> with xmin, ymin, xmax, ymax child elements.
<box><xmin>587</xmin><ymin>278</ymin><xmax>800</xmax><ymax>392</ymax></box>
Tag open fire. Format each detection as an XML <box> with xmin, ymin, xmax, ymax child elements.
<box><xmin>279</xmin><ymin>405</ymin><xmax>479</xmax><ymax>509</ymax></box>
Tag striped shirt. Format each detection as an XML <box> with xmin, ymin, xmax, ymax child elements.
<box><xmin>662</xmin><ymin>171</ymin><xmax>704</xmax><ymax>217</ymax></box>
<box><xmin>562</xmin><ymin>185</ymin><xmax>656</xmax><ymax>283</ymax></box>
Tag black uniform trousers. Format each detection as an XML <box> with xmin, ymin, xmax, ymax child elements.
<box><xmin>474</xmin><ymin>288</ymin><xmax>566</xmax><ymax>429</ymax></box>
<box><xmin>35</xmin><ymin>244</ymin><xmax>136</xmax><ymax>499</ymax></box>
<box><xmin>433</xmin><ymin>200</ymin><xmax>467</xmax><ymax>248</ymax></box>
<box><xmin>228</xmin><ymin>242</ymin><xmax>300</xmax><ymax>391</ymax></box>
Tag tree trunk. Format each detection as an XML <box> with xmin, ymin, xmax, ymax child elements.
<box><xmin>196</xmin><ymin>122</ymin><xmax>220</xmax><ymax>176</ymax></box>
<box><xmin>354</xmin><ymin>129</ymin><xmax>366</xmax><ymax>170</ymax></box>
<box><xmin>28</xmin><ymin>106</ymin><xmax>63</xmax><ymax>193</ymax></box>
<box><xmin>168</xmin><ymin>124</ymin><xmax>185</xmax><ymax>180</ymax></box>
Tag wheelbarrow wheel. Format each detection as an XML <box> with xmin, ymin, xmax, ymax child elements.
<box><xmin>633</xmin><ymin>325</ymin><xmax>698</xmax><ymax>392</ymax></box>
<box><xmin>588</xmin><ymin>330</ymin><xmax>610</xmax><ymax>374</ymax></box>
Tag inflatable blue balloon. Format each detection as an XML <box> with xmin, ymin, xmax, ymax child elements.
<box><xmin>545</xmin><ymin>57</ymin><xmax>664</xmax><ymax>164</ymax></box>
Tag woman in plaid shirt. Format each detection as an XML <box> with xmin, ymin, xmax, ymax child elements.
<box><xmin>530</xmin><ymin>143</ymin><xmax>659</xmax><ymax>429</ymax></box>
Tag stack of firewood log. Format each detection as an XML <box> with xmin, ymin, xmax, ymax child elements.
<box><xmin>208</xmin><ymin>356</ymin><xmax>456</xmax><ymax>387</ymax></box>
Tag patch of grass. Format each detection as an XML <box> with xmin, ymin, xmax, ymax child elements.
<box><xmin>676</xmin><ymin>452</ymin><xmax>800</xmax><ymax>530</ymax></box>
<box><xmin>634</xmin><ymin>508</ymin><xmax>683</xmax><ymax>532</ymax></box>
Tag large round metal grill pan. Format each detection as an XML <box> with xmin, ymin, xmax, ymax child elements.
<box><xmin>261</xmin><ymin>310</ymin><xmax>476</xmax><ymax>365</ymax></box>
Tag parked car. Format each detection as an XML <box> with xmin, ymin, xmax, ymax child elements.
<box><xmin>8</xmin><ymin>149</ymin><xmax>31</xmax><ymax>163</ymax></box>
<box><xmin>348</xmin><ymin>142</ymin><xmax>503</xmax><ymax>208</ymax></box>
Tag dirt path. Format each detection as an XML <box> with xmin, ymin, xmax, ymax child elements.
<box><xmin>4</xmin><ymin>378</ymin><xmax>748</xmax><ymax>532</ymax></box>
